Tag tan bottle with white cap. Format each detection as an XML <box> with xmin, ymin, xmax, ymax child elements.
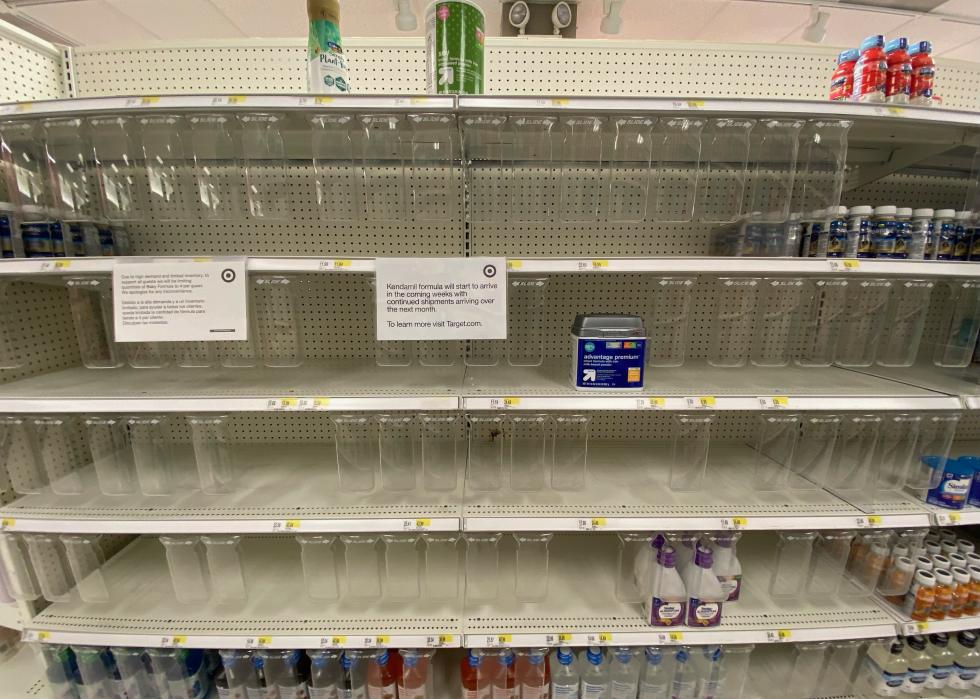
<box><xmin>307</xmin><ymin>0</ymin><xmax>350</xmax><ymax>94</ymax></box>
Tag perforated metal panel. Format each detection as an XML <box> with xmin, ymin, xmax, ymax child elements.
<box><xmin>67</xmin><ymin>38</ymin><xmax>980</xmax><ymax>111</ymax></box>
<box><xmin>0</xmin><ymin>27</ymin><xmax>63</xmax><ymax>103</ymax></box>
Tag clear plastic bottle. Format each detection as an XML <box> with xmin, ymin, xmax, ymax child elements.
<box><xmin>493</xmin><ymin>652</ymin><xmax>518</xmax><ymax>699</ymax></box>
<box><xmin>913</xmin><ymin>209</ymin><xmax>936</xmax><ymax>259</ymax></box>
<box><xmin>309</xmin><ymin>650</ymin><xmax>342</xmax><ymax>699</ymax></box>
<box><xmin>902</xmin><ymin>635</ymin><xmax>931</xmax><ymax>695</ymax></box>
<box><xmin>897</xmin><ymin>207</ymin><xmax>917</xmax><ymax>258</ymax></box>
<box><xmin>712</xmin><ymin>533</ymin><xmax>742</xmax><ymax>602</ymax></box>
<box><xmin>580</xmin><ymin>647</ymin><xmax>609</xmax><ymax>699</ymax></box>
<box><xmin>461</xmin><ymin>650</ymin><xmax>491</xmax><ymax>699</ymax></box>
<box><xmin>646</xmin><ymin>545</ymin><xmax>687</xmax><ymax>627</ymax></box>
<box><xmin>608</xmin><ymin>648</ymin><xmax>639</xmax><ymax>699</ymax></box>
<box><xmin>861</xmin><ymin>639</ymin><xmax>908</xmax><ymax>697</ymax></box>
<box><xmin>953</xmin><ymin>211</ymin><xmax>972</xmax><ymax>262</ymax></box>
<box><xmin>368</xmin><ymin>650</ymin><xmax>397</xmax><ymax>699</ymax></box>
<box><xmin>683</xmin><ymin>544</ymin><xmax>725</xmax><ymax>628</ymax></box>
<box><xmin>944</xmin><ymin>631</ymin><xmax>980</xmax><ymax>697</ymax></box>
<box><xmin>398</xmin><ymin>650</ymin><xmax>433</xmax><ymax>699</ymax></box>
<box><xmin>517</xmin><ymin>648</ymin><xmax>550</xmax><ymax>699</ymax></box>
<box><xmin>669</xmin><ymin>648</ymin><xmax>696</xmax><ymax>699</ymax></box>
<box><xmin>551</xmin><ymin>647</ymin><xmax>580</xmax><ymax>699</ymax></box>
<box><xmin>874</xmin><ymin>205</ymin><xmax>901</xmax><ymax>259</ymax></box>
<box><xmin>638</xmin><ymin>649</ymin><xmax>668</xmax><ymax>699</ymax></box>
<box><xmin>948</xmin><ymin>567</ymin><xmax>972</xmax><ymax>618</ymax></box>
<box><xmin>849</xmin><ymin>205</ymin><xmax>875</xmax><ymax>258</ymax></box>
<box><xmin>692</xmin><ymin>646</ymin><xmax>722</xmax><ymax>699</ymax></box>
<box><xmin>932</xmin><ymin>569</ymin><xmax>955</xmax><ymax>620</ymax></box>
<box><xmin>926</xmin><ymin>634</ymin><xmax>956</xmax><ymax>694</ymax></box>
<box><xmin>909</xmin><ymin>41</ymin><xmax>935</xmax><ymax>107</ymax></box>
<box><xmin>853</xmin><ymin>34</ymin><xmax>888</xmax><ymax>103</ymax></box>
<box><xmin>885</xmin><ymin>37</ymin><xmax>912</xmax><ymax>104</ymax></box>
<box><xmin>934</xmin><ymin>210</ymin><xmax>957</xmax><ymax>261</ymax></box>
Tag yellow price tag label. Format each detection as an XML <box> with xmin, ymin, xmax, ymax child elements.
<box><xmin>778</xmin><ymin>630</ymin><xmax>791</xmax><ymax>640</ymax></box>
<box><xmin>280</xmin><ymin>398</ymin><xmax>297</xmax><ymax>409</ymax></box>
<box><xmin>172</xmin><ymin>635</ymin><xmax>187</xmax><ymax>646</ymax></box>
<box><xmin>1</xmin><ymin>518</ymin><xmax>14</xmax><ymax>530</ymax></box>
<box><xmin>53</xmin><ymin>260</ymin><xmax>71</xmax><ymax>269</ymax></box>
<box><xmin>867</xmin><ymin>515</ymin><xmax>882</xmax><ymax>526</ymax></box>
<box><xmin>507</xmin><ymin>260</ymin><xmax>523</xmax><ymax>270</ymax></box>
<box><xmin>316</xmin><ymin>96</ymin><xmax>334</xmax><ymax>105</ymax></box>
<box><xmin>598</xmin><ymin>632</ymin><xmax>613</xmax><ymax>643</ymax></box>
<box><xmin>334</xmin><ymin>259</ymin><xmax>352</xmax><ymax>268</ymax></box>
<box><xmin>732</xmin><ymin>517</ymin><xmax>748</xmax><ymax>527</ymax></box>
<box><xmin>687</xmin><ymin>396</ymin><xmax>716</xmax><ymax>409</ymax></box>
<box><xmin>192</xmin><ymin>257</ymin><xmax>213</xmax><ymax>262</ymax></box>
<box><xmin>331</xmin><ymin>636</ymin><xmax>346</xmax><ymax>646</ymax></box>
<box><xmin>141</xmin><ymin>96</ymin><xmax>160</xmax><ymax>105</ymax></box>
<box><xmin>313</xmin><ymin>398</ymin><xmax>329</xmax><ymax>409</ymax></box>
<box><xmin>37</xmin><ymin>631</ymin><xmax>50</xmax><ymax>641</ymax></box>
<box><xmin>592</xmin><ymin>517</ymin><xmax>607</xmax><ymax>528</ymax></box>
<box><xmin>257</xmin><ymin>636</ymin><xmax>273</xmax><ymax>647</ymax></box>
<box><xmin>887</xmin><ymin>106</ymin><xmax>905</xmax><ymax>116</ymax></box>
<box><xmin>416</xmin><ymin>518</ymin><xmax>431</xmax><ymax>529</ymax></box>
<box><xmin>648</xmin><ymin>397</ymin><xmax>665</xmax><ymax>409</ymax></box>
<box><xmin>376</xmin><ymin>635</ymin><xmax>390</xmax><ymax>645</ymax></box>
<box><xmin>552</xmin><ymin>98</ymin><xmax>570</xmax><ymax>106</ymax></box>
<box><xmin>227</xmin><ymin>95</ymin><xmax>246</xmax><ymax>104</ymax></box>
<box><xmin>15</xmin><ymin>103</ymin><xmax>32</xmax><ymax>112</ymax></box>
<box><xmin>668</xmin><ymin>632</ymin><xmax>683</xmax><ymax>642</ymax></box>
<box><xmin>772</xmin><ymin>396</ymin><xmax>788</xmax><ymax>407</ymax></box>
<box><xmin>440</xmin><ymin>634</ymin><xmax>454</xmax><ymax>644</ymax></box>
<box><xmin>843</xmin><ymin>260</ymin><xmax>860</xmax><ymax>269</ymax></box>
<box><xmin>686</xmin><ymin>100</ymin><xmax>705</xmax><ymax>108</ymax></box>
<box><xmin>916</xmin><ymin>621</ymin><xmax>929</xmax><ymax>632</ymax></box>
<box><xmin>558</xmin><ymin>633</ymin><xmax>573</xmax><ymax>643</ymax></box>
<box><xmin>591</xmin><ymin>260</ymin><xmax>609</xmax><ymax>269</ymax></box>
<box><xmin>284</xmin><ymin>520</ymin><xmax>301</xmax><ymax>530</ymax></box>
<box><xmin>503</xmin><ymin>397</ymin><xmax>521</xmax><ymax>407</ymax></box>
<box><xmin>497</xmin><ymin>634</ymin><xmax>513</xmax><ymax>644</ymax></box>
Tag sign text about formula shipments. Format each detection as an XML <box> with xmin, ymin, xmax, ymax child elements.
<box><xmin>112</xmin><ymin>258</ymin><xmax>248</xmax><ymax>343</ymax></box>
<box><xmin>375</xmin><ymin>258</ymin><xmax>507</xmax><ymax>341</ymax></box>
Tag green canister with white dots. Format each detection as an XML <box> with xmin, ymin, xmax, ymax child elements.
<box><xmin>425</xmin><ymin>0</ymin><xmax>486</xmax><ymax>94</ymax></box>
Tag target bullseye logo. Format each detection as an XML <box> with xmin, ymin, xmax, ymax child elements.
<box><xmin>483</xmin><ymin>264</ymin><xmax>497</xmax><ymax>278</ymax></box>
<box><xmin>221</xmin><ymin>268</ymin><xmax>237</xmax><ymax>283</ymax></box>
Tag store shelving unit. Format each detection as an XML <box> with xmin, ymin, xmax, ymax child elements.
<box><xmin>2</xmin><ymin>24</ymin><xmax>980</xmax><ymax>698</ymax></box>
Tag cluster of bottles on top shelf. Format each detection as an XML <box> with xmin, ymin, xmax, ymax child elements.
<box><xmin>0</xmin><ymin>109</ymin><xmax>853</xmax><ymax>235</ymax></box>
<box><xmin>828</xmin><ymin>35</ymin><xmax>935</xmax><ymax>105</ymax></box>
<box><xmin>712</xmin><ymin>205</ymin><xmax>980</xmax><ymax>261</ymax></box>
<box><xmin>34</xmin><ymin>643</ymin><xmax>435</xmax><ymax>699</ymax></box>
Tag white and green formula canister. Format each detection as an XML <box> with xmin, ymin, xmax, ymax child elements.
<box><xmin>426</xmin><ymin>0</ymin><xmax>486</xmax><ymax>94</ymax></box>
<box><xmin>307</xmin><ymin>0</ymin><xmax>350</xmax><ymax>94</ymax></box>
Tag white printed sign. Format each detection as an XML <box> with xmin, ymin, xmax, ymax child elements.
<box><xmin>375</xmin><ymin>257</ymin><xmax>507</xmax><ymax>341</ymax></box>
<box><xmin>112</xmin><ymin>258</ymin><xmax>248</xmax><ymax>342</ymax></box>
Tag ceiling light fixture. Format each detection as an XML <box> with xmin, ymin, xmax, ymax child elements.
<box><xmin>601</xmin><ymin>0</ymin><xmax>624</xmax><ymax>35</ymax></box>
<box><xmin>394</xmin><ymin>0</ymin><xmax>417</xmax><ymax>31</ymax></box>
<box><xmin>802</xmin><ymin>4</ymin><xmax>830</xmax><ymax>43</ymax></box>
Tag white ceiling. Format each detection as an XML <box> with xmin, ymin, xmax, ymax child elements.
<box><xmin>6</xmin><ymin>0</ymin><xmax>980</xmax><ymax>62</ymax></box>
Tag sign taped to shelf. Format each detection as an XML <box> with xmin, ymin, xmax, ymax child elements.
<box><xmin>375</xmin><ymin>257</ymin><xmax>507</xmax><ymax>341</ymax></box>
<box><xmin>112</xmin><ymin>257</ymin><xmax>247</xmax><ymax>342</ymax></box>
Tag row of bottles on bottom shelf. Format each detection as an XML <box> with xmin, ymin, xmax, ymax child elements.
<box><xmin>34</xmin><ymin>644</ymin><xmax>436</xmax><ymax>699</ymax></box>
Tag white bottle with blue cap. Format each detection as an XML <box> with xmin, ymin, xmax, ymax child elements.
<box><xmin>550</xmin><ymin>646</ymin><xmax>580</xmax><ymax>699</ymax></box>
<box><xmin>580</xmin><ymin>647</ymin><xmax>609</xmax><ymax>699</ymax></box>
<box><xmin>638</xmin><ymin>648</ymin><xmax>668</xmax><ymax>699</ymax></box>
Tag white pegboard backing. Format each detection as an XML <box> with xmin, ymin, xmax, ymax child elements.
<box><xmin>0</xmin><ymin>282</ymin><xmax>81</xmax><ymax>386</ymax></box>
<box><xmin>843</xmin><ymin>173</ymin><xmax>970</xmax><ymax>211</ymax></box>
<box><xmin>69</xmin><ymin>39</ymin><xmax>426</xmax><ymax>98</ymax></box>
<box><xmin>0</xmin><ymin>21</ymin><xmax>63</xmax><ymax>103</ymax></box>
<box><xmin>66</xmin><ymin>37</ymin><xmax>980</xmax><ymax>108</ymax></box>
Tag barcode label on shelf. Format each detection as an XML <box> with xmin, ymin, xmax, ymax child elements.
<box><xmin>246</xmin><ymin>636</ymin><xmax>273</xmax><ymax>648</ymax></box>
<box><xmin>721</xmin><ymin>517</ymin><xmax>748</xmax><ymax>530</ymax></box>
<box><xmin>425</xmin><ymin>635</ymin><xmax>454</xmax><ymax>647</ymax></box>
<box><xmin>934</xmin><ymin>512</ymin><xmax>962</xmax><ymax>526</ymax></box>
<box><xmin>902</xmin><ymin>621</ymin><xmax>928</xmax><ymax>635</ymax></box>
<box><xmin>318</xmin><ymin>259</ymin><xmax>353</xmax><ymax>271</ymax></box>
<box><xmin>0</xmin><ymin>518</ymin><xmax>14</xmax><ymax>530</ymax></box>
<box><xmin>636</xmin><ymin>397</ymin><xmax>666</xmax><ymax>410</ymax></box>
<box><xmin>855</xmin><ymin>515</ymin><xmax>883</xmax><ymax>528</ymax></box>
<box><xmin>322</xmin><ymin>636</ymin><xmax>347</xmax><ymax>647</ymax></box>
<box><xmin>125</xmin><ymin>96</ymin><xmax>160</xmax><ymax>107</ymax></box>
<box><xmin>485</xmin><ymin>635</ymin><xmax>513</xmax><ymax>647</ymax></box>
<box><xmin>160</xmin><ymin>635</ymin><xmax>187</xmax><ymax>648</ymax></box>
<box><xmin>577</xmin><ymin>518</ymin><xmax>607</xmax><ymax>531</ymax></box>
<box><xmin>506</xmin><ymin>260</ymin><xmax>523</xmax><ymax>270</ymax></box>
<box><xmin>488</xmin><ymin>397</ymin><xmax>521</xmax><ymax>409</ymax></box>
<box><xmin>586</xmin><ymin>632</ymin><xmax>614</xmax><ymax>645</ymax></box>
<box><xmin>828</xmin><ymin>259</ymin><xmax>860</xmax><ymax>272</ymax></box>
<box><xmin>685</xmin><ymin>396</ymin><xmax>716</xmax><ymax>409</ymax></box>
<box><xmin>271</xmin><ymin>520</ymin><xmax>301</xmax><ymax>532</ymax></box>
<box><xmin>22</xmin><ymin>630</ymin><xmax>49</xmax><ymax>642</ymax></box>
<box><xmin>38</xmin><ymin>260</ymin><xmax>72</xmax><ymax>271</ymax></box>
<box><xmin>403</xmin><ymin>518</ymin><xmax>432</xmax><ymax>531</ymax></box>
<box><xmin>576</xmin><ymin>260</ymin><xmax>610</xmax><ymax>271</ymax></box>
<box><xmin>266</xmin><ymin>397</ymin><xmax>330</xmax><ymax>411</ymax></box>
<box><xmin>766</xmin><ymin>630</ymin><xmax>792</xmax><ymax>642</ymax></box>
<box><xmin>545</xmin><ymin>633</ymin><xmax>575</xmax><ymax>645</ymax></box>
<box><xmin>656</xmin><ymin>632</ymin><xmax>684</xmax><ymax>643</ymax></box>
<box><xmin>757</xmin><ymin>396</ymin><xmax>789</xmax><ymax>409</ymax></box>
